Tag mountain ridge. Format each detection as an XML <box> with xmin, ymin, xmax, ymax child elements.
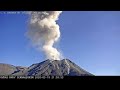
<box><xmin>0</xmin><ymin>59</ymin><xmax>93</xmax><ymax>76</ymax></box>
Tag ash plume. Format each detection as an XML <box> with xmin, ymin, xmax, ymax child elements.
<box><xmin>27</xmin><ymin>11</ymin><xmax>62</xmax><ymax>60</ymax></box>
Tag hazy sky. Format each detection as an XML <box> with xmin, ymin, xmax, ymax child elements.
<box><xmin>0</xmin><ymin>11</ymin><xmax>120</xmax><ymax>75</ymax></box>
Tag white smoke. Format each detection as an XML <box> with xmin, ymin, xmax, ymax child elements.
<box><xmin>27</xmin><ymin>11</ymin><xmax>62</xmax><ymax>60</ymax></box>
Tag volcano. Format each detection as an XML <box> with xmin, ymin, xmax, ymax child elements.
<box><xmin>0</xmin><ymin>59</ymin><xmax>93</xmax><ymax>76</ymax></box>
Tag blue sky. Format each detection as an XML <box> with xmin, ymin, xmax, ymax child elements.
<box><xmin>0</xmin><ymin>11</ymin><xmax>120</xmax><ymax>75</ymax></box>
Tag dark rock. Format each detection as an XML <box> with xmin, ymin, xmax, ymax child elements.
<box><xmin>0</xmin><ymin>59</ymin><xmax>93</xmax><ymax>76</ymax></box>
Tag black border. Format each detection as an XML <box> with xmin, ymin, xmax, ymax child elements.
<box><xmin>0</xmin><ymin>0</ymin><xmax>120</xmax><ymax>11</ymax></box>
<box><xmin>1</xmin><ymin>76</ymin><xmax>120</xmax><ymax>85</ymax></box>
<box><xmin>1</xmin><ymin>76</ymin><xmax>120</xmax><ymax>81</ymax></box>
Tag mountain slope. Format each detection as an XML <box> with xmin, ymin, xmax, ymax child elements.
<box><xmin>11</xmin><ymin>59</ymin><xmax>93</xmax><ymax>76</ymax></box>
<box><xmin>0</xmin><ymin>63</ymin><xmax>27</xmax><ymax>75</ymax></box>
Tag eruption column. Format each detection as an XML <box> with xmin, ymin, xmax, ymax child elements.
<box><xmin>27</xmin><ymin>11</ymin><xmax>62</xmax><ymax>60</ymax></box>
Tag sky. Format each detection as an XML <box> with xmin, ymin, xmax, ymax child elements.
<box><xmin>0</xmin><ymin>11</ymin><xmax>120</xmax><ymax>76</ymax></box>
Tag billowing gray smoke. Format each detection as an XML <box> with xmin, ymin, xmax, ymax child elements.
<box><xmin>27</xmin><ymin>11</ymin><xmax>62</xmax><ymax>60</ymax></box>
